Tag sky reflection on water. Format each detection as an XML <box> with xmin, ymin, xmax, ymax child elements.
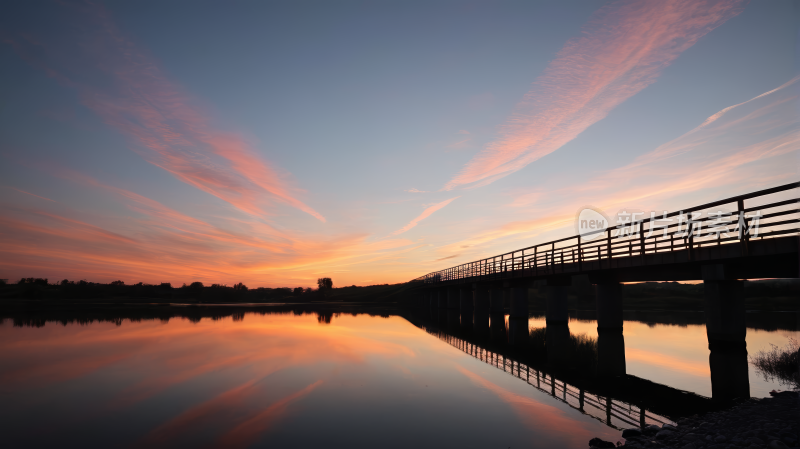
<box><xmin>0</xmin><ymin>309</ymin><xmax>796</xmax><ymax>448</ymax></box>
<box><xmin>1</xmin><ymin>311</ymin><xmax>619</xmax><ymax>448</ymax></box>
<box><xmin>526</xmin><ymin>313</ymin><xmax>799</xmax><ymax>399</ymax></box>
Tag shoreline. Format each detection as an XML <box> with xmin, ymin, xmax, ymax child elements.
<box><xmin>590</xmin><ymin>391</ymin><xmax>799</xmax><ymax>449</ymax></box>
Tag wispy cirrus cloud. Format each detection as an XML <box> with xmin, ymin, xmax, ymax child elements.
<box><xmin>0</xmin><ymin>168</ymin><xmax>421</xmax><ymax>286</ymax></box>
<box><xmin>10</xmin><ymin>187</ymin><xmax>55</xmax><ymax>202</ymax></box>
<box><xmin>440</xmin><ymin>76</ymin><xmax>799</xmax><ymax>257</ymax></box>
<box><xmin>444</xmin><ymin>0</ymin><xmax>746</xmax><ymax>191</ymax></box>
<box><xmin>404</xmin><ymin>188</ymin><xmax>428</xmax><ymax>193</ymax></box>
<box><xmin>5</xmin><ymin>2</ymin><xmax>324</xmax><ymax>222</ymax></box>
<box><xmin>446</xmin><ymin>130</ymin><xmax>473</xmax><ymax>150</ymax></box>
<box><xmin>391</xmin><ymin>197</ymin><xmax>460</xmax><ymax>236</ymax></box>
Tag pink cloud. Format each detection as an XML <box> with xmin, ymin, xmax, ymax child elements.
<box><xmin>444</xmin><ymin>0</ymin><xmax>746</xmax><ymax>190</ymax></box>
<box><xmin>391</xmin><ymin>197</ymin><xmax>460</xmax><ymax>236</ymax></box>
<box><xmin>6</xmin><ymin>3</ymin><xmax>325</xmax><ymax>222</ymax></box>
<box><xmin>10</xmin><ymin>187</ymin><xmax>55</xmax><ymax>202</ymax></box>
<box><xmin>439</xmin><ymin>76</ymin><xmax>799</xmax><ymax>256</ymax></box>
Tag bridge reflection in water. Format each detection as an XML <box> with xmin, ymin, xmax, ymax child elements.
<box><xmin>405</xmin><ymin>307</ymin><xmax>752</xmax><ymax>432</ymax></box>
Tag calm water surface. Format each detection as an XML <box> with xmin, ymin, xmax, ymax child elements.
<box><xmin>0</xmin><ymin>307</ymin><xmax>796</xmax><ymax>448</ymax></box>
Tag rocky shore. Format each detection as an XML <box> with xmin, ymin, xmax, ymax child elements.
<box><xmin>589</xmin><ymin>391</ymin><xmax>799</xmax><ymax>449</ymax></box>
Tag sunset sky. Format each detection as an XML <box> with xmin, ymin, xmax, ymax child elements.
<box><xmin>1</xmin><ymin>0</ymin><xmax>797</xmax><ymax>288</ymax></box>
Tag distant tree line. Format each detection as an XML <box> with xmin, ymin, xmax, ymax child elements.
<box><xmin>0</xmin><ymin>277</ymin><xmax>340</xmax><ymax>303</ymax></box>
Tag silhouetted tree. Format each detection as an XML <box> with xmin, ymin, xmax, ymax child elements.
<box><xmin>293</xmin><ymin>287</ymin><xmax>304</xmax><ymax>296</ymax></box>
<box><xmin>189</xmin><ymin>282</ymin><xmax>204</xmax><ymax>289</ymax></box>
<box><xmin>317</xmin><ymin>278</ymin><xmax>333</xmax><ymax>298</ymax></box>
<box><xmin>233</xmin><ymin>282</ymin><xmax>247</xmax><ymax>291</ymax></box>
<box><xmin>18</xmin><ymin>278</ymin><xmax>48</xmax><ymax>286</ymax></box>
<box><xmin>110</xmin><ymin>280</ymin><xmax>124</xmax><ymax>286</ymax></box>
<box><xmin>317</xmin><ymin>311</ymin><xmax>334</xmax><ymax>324</ymax></box>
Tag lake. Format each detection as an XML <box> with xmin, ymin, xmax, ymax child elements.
<box><xmin>0</xmin><ymin>305</ymin><xmax>797</xmax><ymax>448</ymax></box>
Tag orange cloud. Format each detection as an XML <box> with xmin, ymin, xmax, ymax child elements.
<box><xmin>444</xmin><ymin>0</ymin><xmax>745</xmax><ymax>190</ymax></box>
<box><xmin>391</xmin><ymin>197</ymin><xmax>460</xmax><ymax>236</ymax></box>
<box><xmin>0</xmin><ymin>165</ymin><xmax>428</xmax><ymax>286</ymax></box>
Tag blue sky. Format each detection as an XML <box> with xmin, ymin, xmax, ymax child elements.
<box><xmin>0</xmin><ymin>0</ymin><xmax>797</xmax><ymax>286</ymax></box>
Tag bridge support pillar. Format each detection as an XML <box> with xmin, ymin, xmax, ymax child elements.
<box><xmin>438</xmin><ymin>289</ymin><xmax>447</xmax><ymax>309</ymax></box>
<box><xmin>507</xmin><ymin>281</ymin><xmax>529</xmax><ymax>346</ymax></box>
<box><xmin>703</xmin><ymin>266</ymin><xmax>748</xmax><ymax>403</ymax></box>
<box><xmin>490</xmin><ymin>287</ymin><xmax>504</xmax><ymax>312</ymax></box>
<box><xmin>473</xmin><ymin>307</ymin><xmax>489</xmax><ymax>341</ymax></box>
<box><xmin>473</xmin><ymin>284</ymin><xmax>490</xmax><ymax>340</ymax></box>
<box><xmin>703</xmin><ymin>278</ymin><xmax>746</xmax><ymax>349</ymax></box>
<box><xmin>490</xmin><ymin>310</ymin><xmax>507</xmax><ymax>344</ymax></box>
<box><xmin>596</xmin><ymin>282</ymin><xmax>623</xmax><ymax>332</ymax></box>
<box><xmin>545</xmin><ymin>277</ymin><xmax>570</xmax><ymax>325</ymax></box>
<box><xmin>447</xmin><ymin>287</ymin><xmax>459</xmax><ymax>309</ymax></box>
<box><xmin>473</xmin><ymin>283</ymin><xmax>490</xmax><ymax>311</ymax></box>
<box><xmin>509</xmin><ymin>284</ymin><xmax>529</xmax><ymax>319</ymax></box>
<box><xmin>544</xmin><ymin>277</ymin><xmax>570</xmax><ymax>364</ymax></box>
<box><xmin>546</xmin><ymin>321</ymin><xmax>570</xmax><ymax>365</ymax></box>
<box><xmin>447</xmin><ymin>309</ymin><xmax>460</xmax><ymax>333</ymax></box>
<box><xmin>595</xmin><ymin>280</ymin><xmax>626</xmax><ymax>376</ymax></box>
<box><xmin>460</xmin><ymin>287</ymin><xmax>473</xmax><ymax>332</ymax></box>
<box><xmin>460</xmin><ymin>287</ymin><xmax>474</xmax><ymax>314</ymax></box>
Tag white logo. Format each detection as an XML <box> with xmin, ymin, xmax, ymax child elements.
<box><xmin>576</xmin><ymin>207</ymin><xmax>608</xmax><ymax>241</ymax></box>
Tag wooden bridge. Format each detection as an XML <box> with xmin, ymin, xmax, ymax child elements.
<box><xmin>412</xmin><ymin>182</ymin><xmax>798</xmax><ymax>286</ymax></box>
<box><xmin>405</xmin><ymin>182</ymin><xmax>798</xmax><ymax>402</ymax></box>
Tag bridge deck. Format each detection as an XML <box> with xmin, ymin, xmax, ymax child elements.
<box><xmin>412</xmin><ymin>182</ymin><xmax>799</xmax><ymax>286</ymax></box>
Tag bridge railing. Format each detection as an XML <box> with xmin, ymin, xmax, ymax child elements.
<box><xmin>412</xmin><ymin>182</ymin><xmax>799</xmax><ymax>284</ymax></box>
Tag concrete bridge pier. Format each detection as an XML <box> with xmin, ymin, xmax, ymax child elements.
<box><xmin>474</xmin><ymin>283</ymin><xmax>490</xmax><ymax>310</ymax></box>
<box><xmin>702</xmin><ymin>264</ymin><xmax>749</xmax><ymax>402</ymax></box>
<box><xmin>545</xmin><ymin>277</ymin><xmax>569</xmax><ymax>326</ymax></box>
<box><xmin>507</xmin><ymin>281</ymin><xmax>529</xmax><ymax>346</ymax></box>
<box><xmin>473</xmin><ymin>284</ymin><xmax>490</xmax><ymax>341</ymax></box>
<box><xmin>447</xmin><ymin>309</ymin><xmax>460</xmax><ymax>333</ymax></box>
<box><xmin>595</xmin><ymin>279</ymin><xmax>626</xmax><ymax>377</ymax></box>
<box><xmin>545</xmin><ymin>277</ymin><xmax>571</xmax><ymax>364</ymax></box>
<box><xmin>489</xmin><ymin>284</ymin><xmax>507</xmax><ymax>343</ymax></box>
<box><xmin>508</xmin><ymin>316</ymin><xmax>528</xmax><ymax>347</ymax></box>
<box><xmin>508</xmin><ymin>281</ymin><xmax>529</xmax><ymax>320</ymax></box>
<box><xmin>460</xmin><ymin>286</ymin><xmax>474</xmax><ymax>332</ymax></box>
<box><xmin>438</xmin><ymin>289</ymin><xmax>448</xmax><ymax>309</ymax></box>
<box><xmin>448</xmin><ymin>287</ymin><xmax>460</xmax><ymax>310</ymax></box>
<box><xmin>460</xmin><ymin>287</ymin><xmax>474</xmax><ymax>315</ymax></box>
<box><xmin>490</xmin><ymin>311</ymin><xmax>507</xmax><ymax>344</ymax></box>
<box><xmin>490</xmin><ymin>286</ymin><xmax>504</xmax><ymax>313</ymax></box>
<box><xmin>546</xmin><ymin>321</ymin><xmax>570</xmax><ymax>365</ymax></box>
<box><xmin>710</xmin><ymin>346</ymin><xmax>750</xmax><ymax>403</ymax></box>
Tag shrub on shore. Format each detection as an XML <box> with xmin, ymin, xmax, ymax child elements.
<box><xmin>750</xmin><ymin>337</ymin><xmax>799</xmax><ymax>390</ymax></box>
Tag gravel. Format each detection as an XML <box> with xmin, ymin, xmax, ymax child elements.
<box><xmin>589</xmin><ymin>391</ymin><xmax>799</xmax><ymax>449</ymax></box>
